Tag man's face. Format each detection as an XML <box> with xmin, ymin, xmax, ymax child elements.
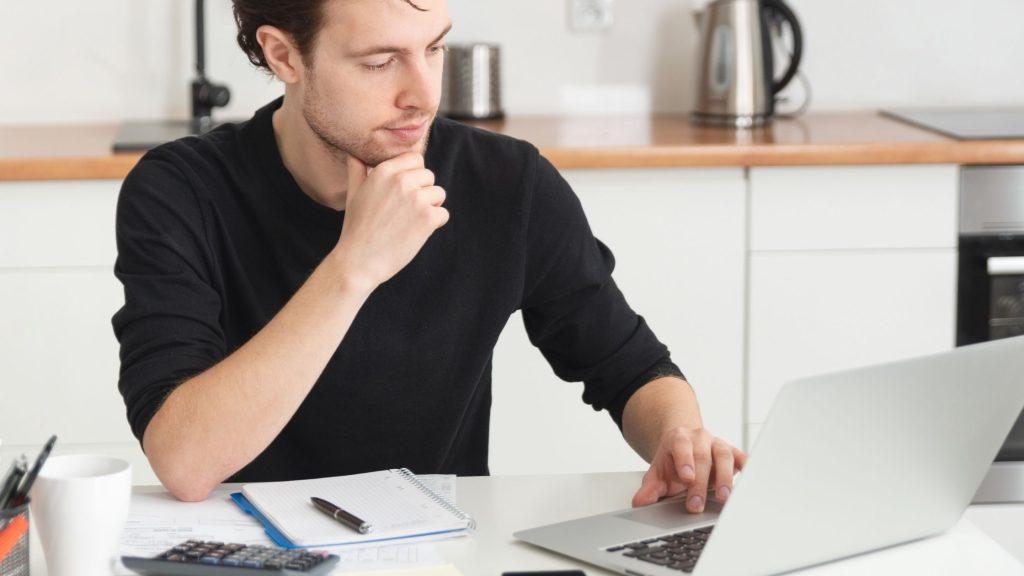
<box><xmin>301</xmin><ymin>0</ymin><xmax>451</xmax><ymax>166</ymax></box>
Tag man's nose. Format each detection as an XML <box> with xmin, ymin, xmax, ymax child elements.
<box><xmin>396</xmin><ymin>58</ymin><xmax>438</xmax><ymax>111</ymax></box>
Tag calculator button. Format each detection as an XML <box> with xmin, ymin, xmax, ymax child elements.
<box><xmin>242</xmin><ymin>559</ymin><xmax>264</xmax><ymax>568</ymax></box>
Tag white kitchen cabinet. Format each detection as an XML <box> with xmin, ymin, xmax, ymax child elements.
<box><xmin>0</xmin><ymin>180</ymin><xmax>120</xmax><ymax>267</ymax></box>
<box><xmin>750</xmin><ymin>165</ymin><xmax>959</xmax><ymax>251</ymax></box>
<box><xmin>0</xmin><ymin>179</ymin><xmax>157</xmax><ymax>484</ymax></box>
<box><xmin>490</xmin><ymin>168</ymin><xmax>748</xmax><ymax>474</ymax></box>
<box><xmin>745</xmin><ymin>165</ymin><xmax>959</xmax><ymax>450</ymax></box>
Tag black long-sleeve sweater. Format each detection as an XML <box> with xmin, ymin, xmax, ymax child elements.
<box><xmin>112</xmin><ymin>97</ymin><xmax>685</xmax><ymax>481</ymax></box>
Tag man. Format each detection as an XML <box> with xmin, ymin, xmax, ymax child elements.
<box><xmin>112</xmin><ymin>0</ymin><xmax>746</xmax><ymax>513</ymax></box>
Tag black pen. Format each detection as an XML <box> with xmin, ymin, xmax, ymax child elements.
<box><xmin>310</xmin><ymin>496</ymin><xmax>373</xmax><ymax>534</ymax></box>
<box><xmin>0</xmin><ymin>456</ymin><xmax>28</xmax><ymax>510</ymax></box>
<box><xmin>10</xmin><ymin>435</ymin><xmax>57</xmax><ymax>507</ymax></box>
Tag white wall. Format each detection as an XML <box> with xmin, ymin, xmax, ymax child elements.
<box><xmin>2</xmin><ymin>0</ymin><xmax>1023</xmax><ymax>125</ymax></box>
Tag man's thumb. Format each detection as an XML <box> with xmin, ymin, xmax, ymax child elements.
<box><xmin>346</xmin><ymin>153</ymin><xmax>368</xmax><ymax>199</ymax></box>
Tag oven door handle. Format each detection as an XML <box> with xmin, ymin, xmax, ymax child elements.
<box><xmin>988</xmin><ymin>256</ymin><xmax>1024</xmax><ymax>275</ymax></box>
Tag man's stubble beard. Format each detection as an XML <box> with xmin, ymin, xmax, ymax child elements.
<box><xmin>301</xmin><ymin>69</ymin><xmax>434</xmax><ymax>168</ymax></box>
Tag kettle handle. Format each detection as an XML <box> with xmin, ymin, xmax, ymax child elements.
<box><xmin>762</xmin><ymin>0</ymin><xmax>803</xmax><ymax>95</ymax></box>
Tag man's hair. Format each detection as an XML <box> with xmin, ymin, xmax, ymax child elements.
<box><xmin>232</xmin><ymin>0</ymin><xmax>428</xmax><ymax>73</ymax></box>
<box><xmin>233</xmin><ymin>0</ymin><xmax>329</xmax><ymax>72</ymax></box>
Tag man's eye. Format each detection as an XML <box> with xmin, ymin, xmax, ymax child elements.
<box><xmin>364</xmin><ymin>58</ymin><xmax>394</xmax><ymax>72</ymax></box>
<box><xmin>430</xmin><ymin>44</ymin><xmax>448</xmax><ymax>55</ymax></box>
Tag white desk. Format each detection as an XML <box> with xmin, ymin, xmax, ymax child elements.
<box><xmin>27</xmin><ymin>472</ymin><xmax>1024</xmax><ymax>575</ymax></box>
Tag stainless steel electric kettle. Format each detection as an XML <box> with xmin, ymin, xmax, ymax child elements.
<box><xmin>691</xmin><ymin>0</ymin><xmax>803</xmax><ymax>127</ymax></box>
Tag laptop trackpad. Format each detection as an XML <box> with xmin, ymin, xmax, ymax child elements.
<box><xmin>615</xmin><ymin>497</ymin><xmax>722</xmax><ymax>529</ymax></box>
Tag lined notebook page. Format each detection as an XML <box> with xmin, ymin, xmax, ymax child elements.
<box><xmin>242</xmin><ymin>469</ymin><xmax>472</xmax><ymax>547</ymax></box>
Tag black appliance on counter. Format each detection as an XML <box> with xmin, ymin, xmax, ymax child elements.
<box><xmin>112</xmin><ymin>0</ymin><xmax>232</xmax><ymax>152</ymax></box>
<box><xmin>958</xmin><ymin>165</ymin><xmax>1024</xmax><ymax>502</ymax></box>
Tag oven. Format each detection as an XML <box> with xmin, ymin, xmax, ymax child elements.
<box><xmin>958</xmin><ymin>166</ymin><xmax>1024</xmax><ymax>467</ymax></box>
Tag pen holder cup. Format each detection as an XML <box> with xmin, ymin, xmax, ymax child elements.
<box><xmin>0</xmin><ymin>500</ymin><xmax>30</xmax><ymax>576</ymax></box>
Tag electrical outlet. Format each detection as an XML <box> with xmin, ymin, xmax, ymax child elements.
<box><xmin>569</xmin><ymin>0</ymin><xmax>614</xmax><ymax>32</ymax></box>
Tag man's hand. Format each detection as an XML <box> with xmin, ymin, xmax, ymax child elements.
<box><xmin>631</xmin><ymin>426</ymin><xmax>747</xmax><ymax>513</ymax></box>
<box><xmin>333</xmin><ymin>152</ymin><xmax>449</xmax><ymax>289</ymax></box>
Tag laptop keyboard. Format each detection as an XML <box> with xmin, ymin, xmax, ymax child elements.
<box><xmin>604</xmin><ymin>525</ymin><xmax>713</xmax><ymax>573</ymax></box>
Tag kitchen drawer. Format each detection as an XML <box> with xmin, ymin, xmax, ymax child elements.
<box><xmin>750</xmin><ymin>165</ymin><xmax>958</xmax><ymax>251</ymax></box>
<box><xmin>746</xmin><ymin>249</ymin><xmax>957</xmax><ymax>426</ymax></box>
<box><xmin>0</xmin><ymin>180</ymin><xmax>120</xmax><ymax>268</ymax></box>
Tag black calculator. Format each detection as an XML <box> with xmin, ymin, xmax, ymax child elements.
<box><xmin>122</xmin><ymin>540</ymin><xmax>340</xmax><ymax>576</ymax></box>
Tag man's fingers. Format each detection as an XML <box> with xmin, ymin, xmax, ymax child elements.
<box><xmin>399</xmin><ymin>168</ymin><xmax>436</xmax><ymax>191</ymax></box>
<box><xmin>732</xmin><ymin>446</ymin><xmax>748</xmax><ymax>472</ymax></box>
<box><xmin>711</xmin><ymin>441</ymin><xmax>735</xmax><ymax>502</ymax></box>
<box><xmin>419</xmin><ymin>185</ymin><xmax>446</xmax><ymax>207</ymax></box>
<box><xmin>668</xmin><ymin>431</ymin><xmax>696</xmax><ymax>484</ymax></box>
<box><xmin>432</xmin><ymin>206</ymin><xmax>450</xmax><ymax>229</ymax></box>
<box><xmin>686</xmin><ymin>438</ymin><xmax>712</xmax><ymax>513</ymax></box>
<box><xmin>632</xmin><ymin>470</ymin><xmax>668</xmax><ymax>508</ymax></box>
<box><xmin>346</xmin><ymin>154</ymin><xmax>368</xmax><ymax>199</ymax></box>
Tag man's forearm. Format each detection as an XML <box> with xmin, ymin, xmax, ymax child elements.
<box><xmin>622</xmin><ymin>377</ymin><xmax>703</xmax><ymax>462</ymax></box>
<box><xmin>143</xmin><ymin>252</ymin><xmax>376</xmax><ymax>501</ymax></box>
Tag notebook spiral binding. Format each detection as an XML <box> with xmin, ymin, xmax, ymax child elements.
<box><xmin>394</xmin><ymin>468</ymin><xmax>477</xmax><ymax>531</ymax></box>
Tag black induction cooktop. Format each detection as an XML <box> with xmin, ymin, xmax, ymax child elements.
<box><xmin>882</xmin><ymin>108</ymin><xmax>1024</xmax><ymax>140</ymax></box>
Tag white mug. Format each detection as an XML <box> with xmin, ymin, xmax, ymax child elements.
<box><xmin>29</xmin><ymin>455</ymin><xmax>132</xmax><ymax>576</ymax></box>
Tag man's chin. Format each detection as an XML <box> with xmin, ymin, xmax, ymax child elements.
<box><xmin>363</xmin><ymin>135</ymin><xmax>430</xmax><ymax>167</ymax></box>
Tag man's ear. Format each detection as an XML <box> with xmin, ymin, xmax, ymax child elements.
<box><xmin>256</xmin><ymin>25</ymin><xmax>304</xmax><ymax>84</ymax></box>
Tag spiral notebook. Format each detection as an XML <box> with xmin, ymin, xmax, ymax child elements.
<box><xmin>236</xmin><ymin>469</ymin><xmax>475</xmax><ymax>548</ymax></box>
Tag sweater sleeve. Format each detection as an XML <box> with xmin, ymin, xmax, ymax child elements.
<box><xmin>518</xmin><ymin>150</ymin><xmax>686</xmax><ymax>429</ymax></box>
<box><xmin>111</xmin><ymin>151</ymin><xmax>226</xmax><ymax>446</ymax></box>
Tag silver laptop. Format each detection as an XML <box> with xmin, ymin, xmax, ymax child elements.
<box><xmin>515</xmin><ymin>336</ymin><xmax>1024</xmax><ymax>576</ymax></box>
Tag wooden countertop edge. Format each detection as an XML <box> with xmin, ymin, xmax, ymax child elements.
<box><xmin>541</xmin><ymin>141</ymin><xmax>1024</xmax><ymax>169</ymax></box>
<box><xmin>4</xmin><ymin>140</ymin><xmax>1024</xmax><ymax>182</ymax></box>
<box><xmin>0</xmin><ymin>155</ymin><xmax>143</xmax><ymax>182</ymax></box>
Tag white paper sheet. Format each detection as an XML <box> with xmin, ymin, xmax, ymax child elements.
<box><xmin>117</xmin><ymin>476</ymin><xmax>457</xmax><ymax>574</ymax></box>
<box><xmin>119</xmin><ymin>489</ymin><xmax>268</xmax><ymax>557</ymax></box>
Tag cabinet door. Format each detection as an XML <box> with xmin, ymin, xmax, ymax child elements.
<box><xmin>745</xmin><ymin>165</ymin><xmax>959</xmax><ymax>450</ymax></box>
<box><xmin>0</xmin><ymin>180</ymin><xmax>157</xmax><ymax>485</ymax></box>
<box><xmin>747</xmin><ymin>250</ymin><xmax>958</xmax><ymax>439</ymax></box>
<box><xmin>490</xmin><ymin>168</ymin><xmax>747</xmax><ymax>474</ymax></box>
